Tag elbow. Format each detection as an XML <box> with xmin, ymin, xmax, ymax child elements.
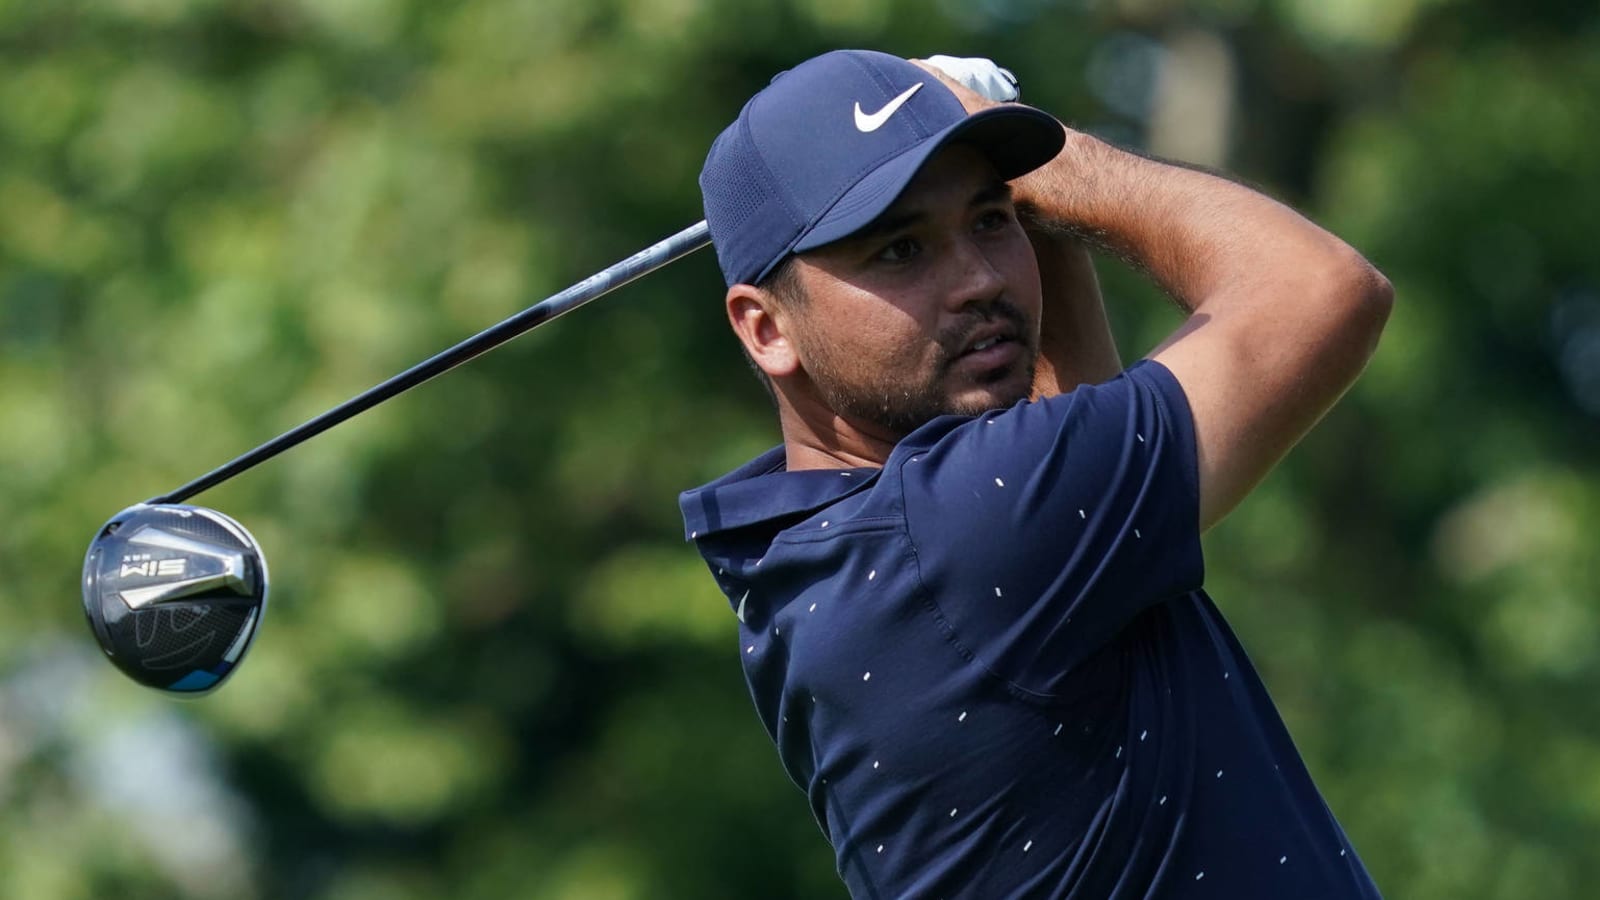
<box><xmin>1353</xmin><ymin>257</ymin><xmax>1395</xmax><ymax>352</ymax></box>
<box><xmin>1356</xmin><ymin>257</ymin><xmax>1395</xmax><ymax>325</ymax></box>
<box><xmin>1325</xmin><ymin>248</ymin><xmax>1394</xmax><ymax>358</ymax></box>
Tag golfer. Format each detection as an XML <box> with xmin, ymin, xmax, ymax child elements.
<box><xmin>680</xmin><ymin>49</ymin><xmax>1391</xmax><ymax>898</ymax></box>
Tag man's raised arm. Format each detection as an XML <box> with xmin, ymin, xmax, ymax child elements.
<box><xmin>1020</xmin><ymin>131</ymin><xmax>1393</xmax><ymax>531</ymax></box>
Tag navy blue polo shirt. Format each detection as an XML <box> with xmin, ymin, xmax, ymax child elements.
<box><xmin>680</xmin><ymin>361</ymin><xmax>1382</xmax><ymax>899</ymax></box>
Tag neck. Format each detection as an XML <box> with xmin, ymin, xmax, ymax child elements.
<box><xmin>774</xmin><ymin>388</ymin><xmax>901</xmax><ymax>471</ymax></box>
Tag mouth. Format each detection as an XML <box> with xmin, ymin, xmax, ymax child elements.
<box><xmin>956</xmin><ymin>320</ymin><xmax>1017</xmax><ymax>355</ymax></box>
<box><xmin>952</xmin><ymin>323</ymin><xmax>1024</xmax><ymax>375</ymax></box>
<box><xmin>935</xmin><ymin>299</ymin><xmax>1035</xmax><ymax>391</ymax></box>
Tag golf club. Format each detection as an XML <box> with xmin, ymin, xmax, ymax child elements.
<box><xmin>82</xmin><ymin>220</ymin><xmax>713</xmax><ymax>696</ymax></box>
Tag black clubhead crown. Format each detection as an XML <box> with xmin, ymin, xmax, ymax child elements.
<box><xmin>82</xmin><ymin>504</ymin><xmax>269</xmax><ymax>696</ymax></box>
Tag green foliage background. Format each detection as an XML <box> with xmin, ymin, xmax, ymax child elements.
<box><xmin>2</xmin><ymin>0</ymin><xmax>1597</xmax><ymax>897</ymax></box>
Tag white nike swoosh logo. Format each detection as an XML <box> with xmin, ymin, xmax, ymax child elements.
<box><xmin>735</xmin><ymin>589</ymin><xmax>749</xmax><ymax>624</ymax></box>
<box><xmin>854</xmin><ymin>82</ymin><xmax>923</xmax><ymax>133</ymax></box>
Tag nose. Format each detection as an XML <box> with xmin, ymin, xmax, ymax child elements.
<box><xmin>944</xmin><ymin>233</ymin><xmax>1007</xmax><ymax>313</ymax></box>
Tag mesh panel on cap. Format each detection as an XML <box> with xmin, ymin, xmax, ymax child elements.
<box><xmin>705</xmin><ymin>144</ymin><xmax>771</xmax><ymax>229</ymax></box>
<box><xmin>705</xmin><ymin>142</ymin><xmax>801</xmax><ymax>286</ymax></box>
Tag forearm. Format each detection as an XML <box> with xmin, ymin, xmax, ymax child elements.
<box><xmin>1018</xmin><ymin>215</ymin><xmax>1122</xmax><ymax>397</ymax></box>
<box><xmin>1015</xmin><ymin>130</ymin><xmax>1380</xmax><ymax>322</ymax></box>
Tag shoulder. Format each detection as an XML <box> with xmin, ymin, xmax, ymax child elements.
<box><xmin>890</xmin><ymin>360</ymin><xmax>1195</xmax><ymax>501</ymax></box>
<box><xmin>870</xmin><ymin>363</ymin><xmax>1204</xmax><ymax>691</ymax></box>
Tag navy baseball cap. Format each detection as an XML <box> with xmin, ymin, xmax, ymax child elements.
<box><xmin>700</xmin><ymin>49</ymin><xmax>1065</xmax><ymax>287</ymax></box>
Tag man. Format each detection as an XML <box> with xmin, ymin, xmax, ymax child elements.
<box><xmin>679</xmin><ymin>49</ymin><xmax>1392</xmax><ymax>898</ymax></box>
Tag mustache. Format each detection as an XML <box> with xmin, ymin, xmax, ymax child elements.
<box><xmin>935</xmin><ymin>299</ymin><xmax>1031</xmax><ymax>362</ymax></box>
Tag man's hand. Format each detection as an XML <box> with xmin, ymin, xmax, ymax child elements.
<box><xmin>915</xmin><ymin>56</ymin><xmax>1020</xmax><ymax>108</ymax></box>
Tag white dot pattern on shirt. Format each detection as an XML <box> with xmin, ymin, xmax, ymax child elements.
<box><xmin>754</xmin><ymin>421</ymin><xmax>1311</xmax><ymax>888</ymax></box>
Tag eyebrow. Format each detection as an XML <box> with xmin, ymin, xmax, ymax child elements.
<box><xmin>851</xmin><ymin>180</ymin><xmax>1014</xmax><ymax>243</ymax></box>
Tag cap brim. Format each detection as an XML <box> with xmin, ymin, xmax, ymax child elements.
<box><xmin>792</xmin><ymin>105</ymin><xmax>1064</xmax><ymax>256</ymax></box>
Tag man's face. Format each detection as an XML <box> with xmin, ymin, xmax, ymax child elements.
<box><xmin>779</xmin><ymin>144</ymin><xmax>1044</xmax><ymax>437</ymax></box>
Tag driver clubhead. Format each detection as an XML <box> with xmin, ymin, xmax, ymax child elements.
<box><xmin>82</xmin><ymin>504</ymin><xmax>269</xmax><ymax>696</ymax></box>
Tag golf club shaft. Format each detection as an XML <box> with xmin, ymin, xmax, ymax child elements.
<box><xmin>148</xmin><ymin>220</ymin><xmax>713</xmax><ymax>505</ymax></box>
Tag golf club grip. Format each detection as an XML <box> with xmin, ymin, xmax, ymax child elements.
<box><xmin>148</xmin><ymin>220</ymin><xmax>713</xmax><ymax>505</ymax></box>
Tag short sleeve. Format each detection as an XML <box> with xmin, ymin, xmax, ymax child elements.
<box><xmin>899</xmin><ymin>360</ymin><xmax>1202</xmax><ymax>697</ymax></box>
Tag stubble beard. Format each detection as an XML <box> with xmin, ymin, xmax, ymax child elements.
<box><xmin>805</xmin><ymin>299</ymin><xmax>1038</xmax><ymax>438</ymax></box>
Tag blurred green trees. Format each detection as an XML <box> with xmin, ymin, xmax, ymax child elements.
<box><xmin>1</xmin><ymin>1</ymin><xmax>1596</xmax><ymax>897</ymax></box>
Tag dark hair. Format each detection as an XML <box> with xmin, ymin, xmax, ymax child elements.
<box><xmin>761</xmin><ymin>255</ymin><xmax>806</xmax><ymax>307</ymax></box>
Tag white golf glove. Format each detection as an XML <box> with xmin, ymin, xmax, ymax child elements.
<box><xmin>922</xmin><ymin>55</ymin><xmax>1021</xmax><ymax>102</ymax></box>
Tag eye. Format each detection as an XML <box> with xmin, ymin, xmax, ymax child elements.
<box><xmin>876</xmin><ymin>237</ymin><xmax>921</xmax><ymax>263</ymax></box>
<box><xmin>975</xmin><ymin>207</ymin><xmax>1014</xmax><ymax>232</ymax></box>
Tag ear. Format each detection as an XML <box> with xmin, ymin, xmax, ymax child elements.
<box><xmin>727</xmin><ymin>284</ymin><xmax>800</xmax><ymax>378</ymax></box>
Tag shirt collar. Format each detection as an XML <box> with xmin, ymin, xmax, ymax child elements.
<box><xmin>678</xmin><ymin>445</ymin><xmax>879</xmax><ymax>539</ymax></box>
